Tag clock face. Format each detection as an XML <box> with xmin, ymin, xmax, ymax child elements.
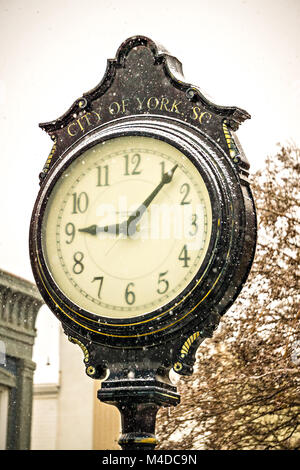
<box><xmin>41</xmin><ymin>136</ymin><xmax>212</xmax><ymax>319</ymax></box>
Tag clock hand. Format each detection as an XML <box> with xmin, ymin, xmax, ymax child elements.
<box><xmin>78</xmin><ymin>222</ymin><xmax>127</xmax><ymax>236</ymax></box>
<box><xmin>78</xmin><ymin>164</ymin><xmax>178</xmax><ymax>238</ymax></box>
<box><xmin>125</xmin><ymin>164</ymin><xmax>178</xmax><ymax>235</ymax></box>
<box><xmin>78</xmin><ymin>224</ymin><xmax>97</xmax><ymax>235</ymax></box>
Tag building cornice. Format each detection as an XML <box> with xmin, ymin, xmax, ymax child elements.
<box><xmin>0</xmin><ymin>269</ymin><xmax>44</xmax><ymax>359</ymax></box>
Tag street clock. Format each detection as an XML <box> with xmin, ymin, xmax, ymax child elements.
<box><xmin>29</xmin><ymin>36</ymin><xmax>256</xmax><ymax>449</ymax></box>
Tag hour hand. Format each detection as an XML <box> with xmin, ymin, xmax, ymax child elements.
<box><xmin>78</xmin><ymin>222</ymin><xmax>126</xmax><ymax>236</ymax></box>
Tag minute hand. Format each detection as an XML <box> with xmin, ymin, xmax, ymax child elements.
<box><xmin>126</xmin><ymin>164</ymin><xmax>178</xmax><ymax>235</ymax></box>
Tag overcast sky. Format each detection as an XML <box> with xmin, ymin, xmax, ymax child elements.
<box><xmin>1</xmin><ymin>0</ymin><xmax>299</xmax><ymax>282</ymax></box>
<box><xmin>0</xmin><ymin>0</ymin><xmax>299</xmax><ymax>382</ymax></box>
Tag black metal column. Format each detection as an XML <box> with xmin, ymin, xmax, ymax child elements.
<box><xmin>98</xmin><ymin>378</ymin><xmax>180</xmax><ymax>450</ymax></box>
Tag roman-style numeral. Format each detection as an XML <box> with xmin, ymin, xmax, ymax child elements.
<box><xmin>96</xmin><ymin>165</ymin><xmax>109</xmax><ymax>186</ymax></box>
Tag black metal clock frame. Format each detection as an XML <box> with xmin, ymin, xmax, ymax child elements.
<box><xmin>29</xmin><ymin>36</ymin><xmax>257</xmax><ymax>450</ymax></box>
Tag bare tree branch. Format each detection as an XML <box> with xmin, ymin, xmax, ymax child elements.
<box><xmin>156</xmin><ymin>144</ymin><xmax>300</xmax><ymax>450</ymax></box>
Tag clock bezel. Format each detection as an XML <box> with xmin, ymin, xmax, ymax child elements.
<box><xmin>30</xmin><ymin>116</ymin><xmax>251</xmax><ymax>347</ymax></box>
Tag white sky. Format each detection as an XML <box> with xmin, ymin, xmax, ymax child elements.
<box><xmin>0</xmin><ymin>0</ymin><xmax>299</xmax><ymax>381</ymax></box>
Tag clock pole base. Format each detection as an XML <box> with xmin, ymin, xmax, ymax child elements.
<box><xmin>97</xmin><ymin>379</ymin><xmax>180</xmax><ymax>450</ymax></box>
<box><xmin>117</xmin><ymin>402</ymin><xmax>159</xmax><ymax>450</ymax></box>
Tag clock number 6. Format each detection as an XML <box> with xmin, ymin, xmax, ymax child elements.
<box><xmin>125</xmin><ymin>282</ymin><xmax>135</xmax><ymax>305</ymax></box>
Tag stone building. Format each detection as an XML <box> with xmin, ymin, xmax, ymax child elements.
<box><xmin>0</xmin><ymin>268</ymin><xmax>120</xmax><ymax>450</ymax></box>
<box><xmin>0</xmin><ymin>269</ymin><xmax>43</xmax><ymax>449</ymax></box>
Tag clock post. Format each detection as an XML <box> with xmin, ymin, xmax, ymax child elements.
<box><xmin>29</xmin><ymin>36</ymin><xmax>257</xmax><ymax>450</ymax></box>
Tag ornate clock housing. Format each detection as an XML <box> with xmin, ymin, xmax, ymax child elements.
<box><xmin>30</xmin><ymin>36</ymin><xmax>256</xmax><ymax>375</ymax></box>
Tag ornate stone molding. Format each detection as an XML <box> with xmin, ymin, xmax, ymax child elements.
<box><xmin>0</xmin><ymin>269</ymin><xmax>44</xmax><ymax>450</ymax></box>
<box><xmin>0</xmin><ymin>270</ymin><xmax>44</xmax><ymax>360</ymax></box>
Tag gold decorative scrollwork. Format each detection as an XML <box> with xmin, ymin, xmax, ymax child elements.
<box><xmin>222</xmin><ymin>120</ymin><xmax>240</xmax><ymax>163</ymax></box>
<box><xmin>173</xmin><ymin>331</ymin><xmax>201</xmax><ymax>373</ymax></box>
<box><xmin>179</xmin><ymin>331</ymin><xmax>200</xmax><ymax>358</ymax></box>
<box><xmin>68</xmin><ymin>336</ymin><xmax>89</xmax><ymax>363</ymax></box>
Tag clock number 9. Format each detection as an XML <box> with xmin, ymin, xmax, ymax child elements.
<box><xmin>72</xmin><ymin>251</ymin><xmax>84</xmax><ymax>274</ymax></box>
<box><xmin>65</xmin><ymin>222</ymin><xmax>75</xmax><ymax>244</ymax></box>
<box><xmin>125</xmin><ymin>282</ymin><xmax>135</xmax><ymax>305</ymax></box>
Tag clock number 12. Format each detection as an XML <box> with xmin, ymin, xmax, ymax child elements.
<box><xmin>124</xmin><ymin>154</ymin><xmax>142</xmax><ymax>175</ymax></box>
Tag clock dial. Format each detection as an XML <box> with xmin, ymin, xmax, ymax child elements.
<box><xmin>42</xmin><ymin>136</ymin><xmax>212</xmax><ymax>319</ymax></box>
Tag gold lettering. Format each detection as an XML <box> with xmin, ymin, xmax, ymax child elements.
<box><xmin>192</xmin><ymin>106</ymin><xmax>212</xmax><ymax>124</ymax></box>
<box><xmin>67</xmin><ymin>122</ymin><xmax>79</xmax><ymax>137</ymax></box>
<box><xmin>160</xmin><ymin>97</ymin><xmax>170</xmax><ymax>112</ymax></box>
<box><xmin>136</xmin><ymin>97</ymin><xmax>146</xmax><ymax>110</ymax></box>
<box><xmin>170</xmin><ymin>100</ymin><xmax>181</xmax><ymax>114</ymax></box>
<box><xmin>192</xmin><ymin>106</ymin><xmax>201</xmax><ymax>121</ymax></box>
<box><xmin>76</xmin><ymin>118</ymin><xmax>85</xmax><ymax>132</ymax></box>
<box><xmin>147</xmin><ymin>97</ymin><xmax>159</xmax><ymax>110</ymax></box>
<box><xmin>66</xmin><ymin>110</ymin><xmax>102</xmax><ymax>138</ymax></box>
<box><xmin>199</xmin><ymin>111</ymin><xmax>212</xmax><ymax>124</ymax></box>
<box><xmin>81</xmin><ymin>114</ymin><xmax>92</xmax><ymax>126</ymax></box>
<box><xmin>91</xmin><ymin>110</ymin><xmax>101</xmax><ymax>122</ymax></box>
<box><xmin>122</xmin><ymin>99</ymin><xmax>129</xmax><ymax>113</ymax></box>
<box><xmin>109</xmin><ymin>101</ymin><xmax>120</xmax><ymax>115</ymax></box>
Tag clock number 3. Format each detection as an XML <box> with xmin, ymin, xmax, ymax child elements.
<box><xmin>189</xmin><ymin>213</ymin><xmax>198</xmax><ymax>236</ymax></box>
